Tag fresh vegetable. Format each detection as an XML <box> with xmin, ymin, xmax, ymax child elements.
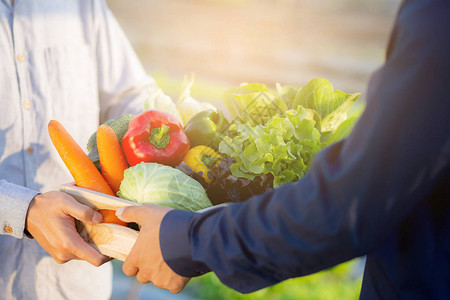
<box><xmin>117</xmin><ymin>162</ymin><xmax>212</xmax><ymax>211</ymax></box>
<box><xmin>87</xmin><ymin>114</ymin><xmax>134</xmax><ymax>170</ymax></box>
<box><xmin>48</xmin><ymin>120</ymin><xmax>126</xmax><ymax>226</ymax></box>
<box><xmin>292</xmin><ymin>78</ymin><xmax>359</xmax><ymax>119</ymax></box>
<box><xmin>98</xmin><ymin>209</ymin><xmax>127</xmax><ymax>226</ymax></box>
<box><xmin>183</xmin><ymin>146</ymin><xmax>222</xmax><ymax>183</ymax></box>
<box><xmin>218</xmin><ymin>78</ymin><xmax>362</xmax><ymax>188</ymax></box>
<box><xmin>219</xmin><ymin>106</ymin><xmax>323</xmax><ymax>187</ymax></box>
<box><xmin>48</xmin><ymin>120</ymin><xmax>115</xmax><ymax>195</ymax></box>
<box><xmin>275</xmin><ymin>83</ymin><xmax>298</xmax><ymax>109</ymax></box>
<box><xmin>121</xmin><ymin>110</ymin><xmax>190</xmax><ymax>167</ymax></box>
<box><xmin>224</xmin><ymin>82</ymin><xmax>288</xmax><ymax>126</ymax></box>
<box><xmin>183</xmin><ymin>109</ymin><xmax>229</xmax><ymax>150</ymax></box>
<box><xmin>178</xmin><ymin>158</ymin><xmax>273</xmax><ymax>206</ymax></box>
<box><xmin>176</xmin><ymin>73</ymin><xmax>217</xmax><ymax>124</ymax></box>
<box><xmin>178</xmin><ymin>79</ymin><xmax>363</xmax><ymax>204</ymax></box>
<box><xmin>144</xmin><ymin>88</ymin><xmax>183</xmax><ymax>125</ymax></box>
<box><xmin>176</xmin><ymin>161</ymin><xmax>208</xmax><ymax>189</ymax></box>
<box><xmin>96</xmin><ymin>124</ymin><xmax>128</xmax><ymax>194</ymax></box>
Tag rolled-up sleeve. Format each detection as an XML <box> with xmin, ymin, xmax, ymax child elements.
<box><xmin>0</xmin><ymin>180</ymin><xmax>39</xmax><ymax>239</ymax></box>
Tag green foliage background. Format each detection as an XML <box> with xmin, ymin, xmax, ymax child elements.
<box><xmin>185</xmin><ymin>259</ymin><xmax>362</xmax><ymax>299</ymax></box>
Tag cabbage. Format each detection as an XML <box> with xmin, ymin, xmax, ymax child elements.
<box><xmin>118</xmin><ymin>162</ymin><xmax>212</xmax><ymax>211</ymax></box>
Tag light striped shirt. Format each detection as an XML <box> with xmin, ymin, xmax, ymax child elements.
<box><xmin>0</xmin><ymin>0</ymin><xmax>157</xmax><ymax>298</ymax></box>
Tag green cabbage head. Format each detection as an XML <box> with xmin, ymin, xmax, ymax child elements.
<box><xmin>118</xmin><ymin>162</ymin><xmax>212</xmax><ymax>211</ymax></box>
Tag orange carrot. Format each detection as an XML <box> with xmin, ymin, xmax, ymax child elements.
<box><xmin>96</xmin><ymin>124</ymin><xmax>128</xmax><ymax>195</ymax></box>
<box><xmin>48</xmin><ymin>120</ymin><xmax>114</xmax><ymax>195</ymax></box>
<box><xmin>48</xmin><ymin>120</ymin><xmax>127</xmax><ymax>226</ymax></box>
<box><xmin>98</xmin><ymin>209</ymin><xmax>127</xmax><ymax>226</ymax></box>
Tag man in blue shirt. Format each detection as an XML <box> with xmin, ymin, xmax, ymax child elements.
<box><xmin>117</xmin><ymin>0</ymin><xmax>450</xmax><ymax>298</ymax></box>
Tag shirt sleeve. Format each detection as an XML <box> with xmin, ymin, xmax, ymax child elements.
<box><xmin>0</xmin><ymin>180</ymin><xmax>39</xmax><ymax>239</ymax></box>
<box><xmin>93</xmin><ymin>0</ymin><xmax>159</xmax><ymax>122</ymax></box>
<box><xmin>159</xmin><ymin>0</ymin><xmax>450</xmax><ymax>294</ymax></box>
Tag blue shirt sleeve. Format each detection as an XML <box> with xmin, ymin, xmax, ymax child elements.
<box><xmin>160</xmin><ymin>0</ymin><xmax>450</xmax><ymax>294</ymax></box>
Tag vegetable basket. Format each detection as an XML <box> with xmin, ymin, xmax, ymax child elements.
<box><xmin>56</xmin><ymin>78</ymin><xmax>363</xmax><ymax>261</ymax></box>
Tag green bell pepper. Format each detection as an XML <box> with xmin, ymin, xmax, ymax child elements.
<box><xmin>183</xmin><ymin>109</ymin><xmax>229</xmax><ymax>150</ymax></box>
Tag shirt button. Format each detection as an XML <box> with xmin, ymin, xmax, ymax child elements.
<box><xmin>27</xmin><ymin>147</ymin><xmax>34</xmax><ymax>154</ymax></box>
<box><xmin>4</xmin><ymin>226</ymin><xmax>13</xmax><ymax>234</ymax></box>
<box><xmin>23</xmin><ymin>101</ymin><xmax>31</xmax><ymax>109</ymax></box>
<box><xmin>17</xmin><ymin>54</ymin><xmax>25</xmax><ymax>62</ymax></box>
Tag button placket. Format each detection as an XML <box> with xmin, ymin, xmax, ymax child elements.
<box><xmin>12</xmin><ymin>9</ymin><xmax>34</xmax><ymax>187</ymax></box>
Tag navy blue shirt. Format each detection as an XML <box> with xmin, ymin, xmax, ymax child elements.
<box><xmin>160</xmin><ymin>0</ymin><xmax>450</xmax><ymax>298</ymax></box>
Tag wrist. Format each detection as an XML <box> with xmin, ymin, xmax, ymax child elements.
<box><xmin>24</xmin><ymin>193</ymin><xmax>40</xmax><ymax>239</ymax></box>
<box><xmin>160</xmin><ymin>210</ymin><xmax>210</xmax><ymax>277</ymax></box>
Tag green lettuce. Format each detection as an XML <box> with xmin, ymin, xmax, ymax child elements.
<box><xmin>224</xmin><ymin>83</ymin><xmax>287</xmax><ymax>126</ymax></box>
<box><xmin>219</xmin><ymin>106</ymin><xmax>322</xmax><ymax>188</ymax></box>
<box><xmin>218</xmin><ymin>79</ymin><xmax>364</xmax><ymax>188</ymax></box>
<box><xmin>118</xmin><ymin>162</ymin><xmax>212</xmax><ymax>211</ymax></box>
<box><xmin>292</xmin><ymin>78</ymin><xmax>360</xmax><ymax>119</ymax></box>
<box><xmin>275</xmin><ymin>82</ymin><xmax>298</xmax><ymax>109</ymax></box>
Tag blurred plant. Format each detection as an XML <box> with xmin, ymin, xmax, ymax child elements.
<box><xmin>186</xmin><ymin>259</ymin><xmax>363</xmax><ymax>300</ymax></box>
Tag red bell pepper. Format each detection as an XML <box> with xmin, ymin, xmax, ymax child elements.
<box><xmin>121</xmin><ymin>110</ymin><xmax>190</xmax><ymax>167</ymax></box>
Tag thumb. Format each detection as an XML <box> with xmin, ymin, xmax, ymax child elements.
<box><xmin>115</xmin><ymin>206</ymin><xmax>147</xmax><ymax>224</ymax></box>
<box><xmin>116</xmin><ymin>204</ymin><xmax>171</xmax><ymax>225</ymax></box>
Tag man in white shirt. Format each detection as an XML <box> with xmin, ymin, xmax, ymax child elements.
<box><xmin>0</xmin><ymin>0</ymin><xmax>160</xmax><ymax>298</ymax></box>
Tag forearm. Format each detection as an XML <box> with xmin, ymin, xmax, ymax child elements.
<box><xmin>0</xmin><ymin>180</ymin><xmax>39</xmax><ymax>238</ymax></box>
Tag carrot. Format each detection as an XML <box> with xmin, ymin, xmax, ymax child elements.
<box><xmin>48</xmin><ymin>120</ymin><xmax>114</xmax><ymax>195</ymax></box>
<box><xmin>96</xmin><ymin>124</ymin><xmax>128</xmax><ymax>194</ymax></box>
<box><xmin>98</xmin><ymin>209</ymin><xmax>127</xmax><ymax>226</ymax></box>
<box><xmin>48</xmin><ymin>120</ymin><xmax>127</xmax><ymax>226</ymax></box>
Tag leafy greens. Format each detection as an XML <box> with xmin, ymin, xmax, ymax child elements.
<box><xmin>218</xmin><ymin>78</ymin><xmax>362</xmax><ymax>188</ymax></box>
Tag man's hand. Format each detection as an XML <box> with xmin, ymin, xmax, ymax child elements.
<box><xmin>116</xmin><ymin>205</ymin><xmax>190</xmax><ymax>293</ymax></box>
<box><xmin>26</xmin><ymin>191</ymin><xmax>110</xmax><ymax>266</ymax></box>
